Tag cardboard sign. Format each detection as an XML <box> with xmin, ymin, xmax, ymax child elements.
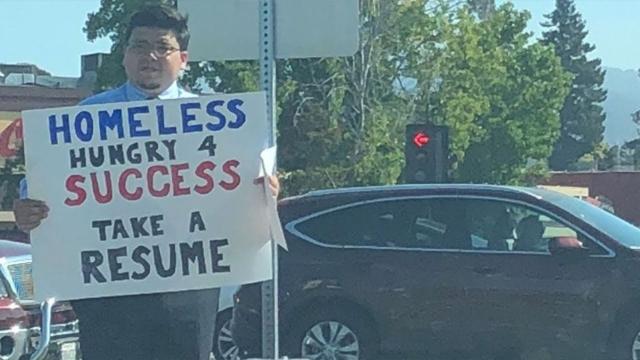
<box><xmin>22</xmin><ymin>92</ymin><xmax>273</xmax><ymax>301</ymax></box>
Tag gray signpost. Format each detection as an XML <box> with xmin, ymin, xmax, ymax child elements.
<box><xmin>177</xmin><ymin>1</ymin><xmax>359</xmax><ymax>358</ymax></box>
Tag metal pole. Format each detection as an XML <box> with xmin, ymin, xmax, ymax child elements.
<box><xmin>260</xmin><ymin>0</ymin><xmax>278</xmax><ymax>359</ymax></box>
<box><xmin>29</xmin><ymin>298</ymin><xmax>55</xmax><ymax>360</ymax></box>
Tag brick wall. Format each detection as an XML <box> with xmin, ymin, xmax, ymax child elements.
<box><xmin>545</xmin><ymin>172</ymin><xmax>640</xmax><ymax>225</ymax></box>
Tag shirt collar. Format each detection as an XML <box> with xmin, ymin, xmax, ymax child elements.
<box><xmin>125</xmin><ymin>81</ymin><xmax>181</xmax><ymax>101</ymax></box>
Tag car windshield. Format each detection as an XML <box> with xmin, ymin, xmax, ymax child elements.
<box><xmin>543</xmin><ymin>190</ymin><xmax>640</xmax><ymax>249</ymax></box>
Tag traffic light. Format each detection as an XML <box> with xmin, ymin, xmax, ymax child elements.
<box><xmin>404</xmin><ymin>123</ymin><xmax>449</xmax><ymax>184</ymax></box>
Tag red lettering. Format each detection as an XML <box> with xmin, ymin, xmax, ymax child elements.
<box><xmin>0</xmin><ymin>118</ymin><xmax>21</xmax><ymax>158</ymax></box>
<box><xmin>119</xmin><ymin>169</ymin><xmax>143</xmax><ymax>201</ymax></box>
<box><xmin>220</xmin><ymin>160</ymin><xmax>240</xmax><ymax>190</ymax></box>
<box><xmin>171</xmin><ymin>163</ymin><xmax>191</xmax><ymax>196</ymax></box>
<box><xmin>194</xmin><ymin>161</ymin><xmax>216</xmax><ymax>195</ymax></box>
<box><xmin>90</xmin><ymin>172</ymin><xmax>113</xmax><ymax>204</ymax></box>
<box><xmin>147</xmin><ymin>165</ymin><xmax>170</xmax><ymax>197</ymax></box>
<box><xmin>64</xmin><ymin>175</ymin><xmax>87</xmax><ymax>206</ymax></box>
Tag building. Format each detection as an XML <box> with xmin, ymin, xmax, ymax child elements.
<box><xmin>0</xmin><ymin>54</ymin><xmax>105</xmax><ymax>214</ymax></box>
<box><xmin>0</xmin><ymin>53</ymin><xmax>105</xmax><ymax>162</ymax></box>
<box><xmin>543</xmin><ymin>171</ymin><xmax>640</xmax><ymax>225</ymax></box>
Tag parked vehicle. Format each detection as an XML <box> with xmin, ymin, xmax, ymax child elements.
<box><xmin>232</xmin><ymin>184</ymin><xmax>640</xmax><ymax>360</ymax></box>
<box><xmin>0</xmin><ymin>239</ymin><xmax>79</xmax><ymax>360</ymax></box>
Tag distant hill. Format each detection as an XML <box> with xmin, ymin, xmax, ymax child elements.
<box><xmin>603</xmin><ymin>67</ymin><xmax>640</xmax><ymax>145</ymax></box>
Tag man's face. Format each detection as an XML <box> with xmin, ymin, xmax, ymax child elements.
<box><xmin>122</xmin><ymin>26</ymin><xmax>188</xmax><ymax>95</ymax></box>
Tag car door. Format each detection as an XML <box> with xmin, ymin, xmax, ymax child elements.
<box><xmin>455</xmin><ymin>197</ymin><xmax>617</xmax><ymax>358</ymax></box>
<box><xmin>359</xmin><ymin>197</ymin><xmax>479</xmax><ymax>355</ymax></box>
<box><xmin>288</xmin><ymin>197</ymin><xmax>479</xmax><ymax>356</ymax></box>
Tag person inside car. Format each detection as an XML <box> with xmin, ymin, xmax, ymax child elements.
<box><xmin>513</xmin><ymin>215</ymin><xmax>548</xmax><ymax>252</ymax></box>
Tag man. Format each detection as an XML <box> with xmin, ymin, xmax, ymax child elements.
<box><xmin>14</xmin><ymin>4</ymin><xmax>279</xmax><ymax>360</ymax></box>
<box><xmin>513</xmin><ymin>215</ymin><xmax>548</xmax><ymax>252</ymax></box>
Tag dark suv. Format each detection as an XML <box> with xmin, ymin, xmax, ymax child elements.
<box><xmin>232</xmin><ymin>184</ymin><xmax>640</xmax><ymax>360</ymax></box>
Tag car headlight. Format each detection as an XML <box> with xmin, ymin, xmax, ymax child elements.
<box><xmin>0</xmin><ymin>256</ymin><xmax>34</xmax><ymax>303</ymax></box>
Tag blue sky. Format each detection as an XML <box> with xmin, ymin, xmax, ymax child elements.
<box><xmin>1</xmin><ymin>0</ymin><xmax>639</xmax><ymax>77</ymax></box>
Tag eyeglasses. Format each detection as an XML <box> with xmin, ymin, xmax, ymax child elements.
<box><xmin>126</xmin><ymin>42</ymin><xmax>180</xmax><ymax>58</ymax></box>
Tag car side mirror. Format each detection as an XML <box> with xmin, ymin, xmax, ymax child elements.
<box><xmin>548</xmin><ymin>236</ymin><xmax>589</xmax><ymax>257</ymax></box>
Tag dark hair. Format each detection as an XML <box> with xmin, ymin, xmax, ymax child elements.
<box><xmin>125</xmin><ymin>4</ymin><xmax>190</xmax><ymax>50</ymax></box>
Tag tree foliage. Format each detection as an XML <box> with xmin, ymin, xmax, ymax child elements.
<box><xmin>542</xmin><ymin>0</ymin><xmax>607</xmax><ymax>170</ymax></box>
<box><xmin>398</xmin><ymin>2</ymin><xmax>570</xmax><ymax>184</ymax></box>
<box><xmin>83</xmin><ymin>0</ymin><xmax>572</xmax><ymax>195</ymax></box>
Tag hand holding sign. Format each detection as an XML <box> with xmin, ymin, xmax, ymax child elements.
<box><xmin>13</xmin><ymin>198</ymin><xmax>49</xmax><ymax>232</ymax></box>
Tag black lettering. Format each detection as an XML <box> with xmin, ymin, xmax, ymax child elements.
<box><xmin>112</xmin><ymin>219</ymin><xmax>130</xmax><ymax>239</ymax></box>
<box><xmin>89</xmin><ymin>146</ymin><xmax>105</xmax><ymax>167</ymax></box>
<box><xmin>91</xmin><ymin>220</ymin><xmax>112</xmax><ymax>241</ymax></box>
<box><xmin>150</xmin><ymin>215</ymin><xmax>164</xmax><ymax>236</ymax></box>
<box><xmin>69</xmin><ymin>148</ymin><xmax>86</xmax><ymax>169</ymax></box>
<box><xmin>108</xmin><ymin>247</ymin><xmax>129</xmax><ymax>281</ymax></box>
<box><xmin>209</xmin><ymin>239</ymin><xmax>231</xmax><ymax>273</ymax></box>
<box><xmin>132</xmin><ymin>246</ymin><xmax>151</xmax><ymax>280</ymax></box>
<box><xmin>180</xmin><ymin>241</ymin><xmax>206</xmax><ymax>275</ymax></box>
<box><xmin>153</xmin><ymin>244</ymin><xmax>176</xmax><ymax>278</ymax></box>
<box><xmin>130</xmin><ymin>216</ymin><xmax>149</xmax><ymax>238</ymax></box>
<box><xmin>197</xmin><ymin>135</ymin><xmax>217</xmax><ymax>157</ymax></box>
<box><xmin>108</xmin><ymin>144</ymin><xmax>126</xmax><ymax>165</ymax></box>
<box><xmin>161</xmin><ymin>139</ymin><xmax>177</xmax><ymax>160</ymax></box>
<box><xmin>145</xmin><ymin>141</ymin><xmax>164</xmax><ymax>162</ymax></box>
<box><xmin>189</xmin><ymin>211</ymin><xmax>206</xmax><ymax>233</ymax></box>
<box><xmin>126</xmin><ymin>143</ymin><xmax>142</xmax><ymax>164</ymax></box>
<box><xmin>81</xmin><ymin>251</ymin><xmax>107</xmax><ymax>284</ymax></box>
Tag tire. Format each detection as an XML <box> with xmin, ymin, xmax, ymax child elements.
<box><xmin>213</xmin><ymin>310</ymin><xmax>240</xmax><ymax>360</ymax></box>
<box><xmin>607</xmin><ymin>311</ymin><xmax>640</xmax><ymax>360</ymax></box>
<box><xmin>284</xmin><ymin>306</ymin><xmax>378</xmax><ymax>360</ymax></box>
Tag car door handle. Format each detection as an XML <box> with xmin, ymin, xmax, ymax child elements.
<box><xmin>473</xmin><ymin>266</ymin><xmax>499</xmax><ymax>275</ymax></box>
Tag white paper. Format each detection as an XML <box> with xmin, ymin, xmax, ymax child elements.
<box><xmin>22</xmin><ymin>92</ymin><xmax>273</xmax><ymax>301</ymax></box>
<box><xmin>260</xmin><ymin>147</ymin><xmax>287</xmax><ymax>250</ymax></box>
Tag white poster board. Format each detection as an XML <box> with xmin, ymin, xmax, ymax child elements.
<box><xmin>22</xmin><ymin>92</ymin><xmax>273</xmax><ymax>301</ymax></box>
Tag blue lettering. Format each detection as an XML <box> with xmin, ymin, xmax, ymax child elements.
<box><xmin>98</xmin><ymin>109</ymin><xmax>124</xmax><ymax>140</ymax></box>
<box><xmin>181</xmin><ymin>102</ymin><xmax>203</xmax><ymax>133</ymax></box>
<box><xmin>128</xmin><ymin>106</ymin><xmax>151</xmax><ymax>138</ymax></box>
<box><xmin>227</xmin><ymin>99</ymin><xmax>246</xmax><ymax>129</ymax></box>
<box><xmin>205</xmin><ymin>100</ymin><xmax>226</xmax><ymax>131</ymax></box>
<box><xmin>156</xmin><ymin>105</ymin><xmax>177</xmax><ymax>135</ymax></box>
<box><xmin>49</xmin><ymin>114</ymin><xmax>71</xmax><ymax>145</ymax></box>
<box><xmin>74</xmin><ymin>111</ymin><xmax>94</xmax><ymax>142</ymax></box>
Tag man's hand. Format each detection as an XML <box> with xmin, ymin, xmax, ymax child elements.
<box><xmin>13</xmin><ymin>199</ymin><xmax>49</xmax><ymax>232</ymax></box>
<box><xmin>254</xmin><ymin>175</ymin><xmax>280</xmax><ymax>198</ymax></box>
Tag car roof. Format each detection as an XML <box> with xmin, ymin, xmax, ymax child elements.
<box><xmin>293</xmin><ymin>184</ymin><xmax>554</xmax><ymax>200</ymax></box>
<box><xmin>0</xmin><ymin>239</ymin><xmax>30</xmax><ymax>259</ymax></box>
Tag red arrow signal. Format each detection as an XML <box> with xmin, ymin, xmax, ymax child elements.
<box><xmin>413</xmin><ymin>132</ymin><xmax>430</xmax><ymax>148</ymax></box>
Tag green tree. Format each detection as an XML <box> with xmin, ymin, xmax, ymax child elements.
<box><xmin>276</xmin><ymin>0</ymin><xmax>411</xmax><ymax>195</ymax></box>
<box><xmin>84</xmin><ymin>0</ymin><xmax>409</xmax><ymax>197</ymax></box>
<box><xmin>467</xmin><ymin>0</ymin><xmax>495</xmax><ymax>20</ymax></box>
<box><xmin>0</xmin><ymin>148</ymin><xmax>24</xmax><ymax>210</ymax></box>
<box><xmin>542</xmin><ymin>0</ymin><xmax>607</xmax><ymax>170</ymax></box>
<box><xmin>404</xmin><ymin>2</ymin><xmax>571</xmax><ymax>184</ymax></box>
<box><xmin>84</xmin><ymin>0</ymin><xmax>572</xmax><ymax>194</ymax></box>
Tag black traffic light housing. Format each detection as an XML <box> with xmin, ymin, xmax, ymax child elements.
<box><xmin>404</xmin><ymin>123</ymin><xmax>449</xmax><ymax>184</ymax></box>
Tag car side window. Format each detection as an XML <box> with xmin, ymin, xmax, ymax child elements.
<box><xmin>296</xmin><ymin>198</ymin><xmax>487</xmax><ymax>251</ymax></box>
<box><xmin>294</xmin><ymin>197</ymin><xmax>607</xmax><ymax>255</ymax></box>
<box><xmin>463</xmin><ymin>199</ymin><xmax>607</xmax><ymax>255</ymax></box>
<box><xmin>294</xmin><ymin>200</ymin><xmax>412</xmax><ymax>247</ymax></box>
